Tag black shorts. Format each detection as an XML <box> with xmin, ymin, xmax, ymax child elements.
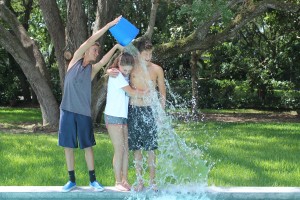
<box><xmin>128</xmin><ymin>105</ymin><xmax>158</xmax><ymax>151</ymax></box>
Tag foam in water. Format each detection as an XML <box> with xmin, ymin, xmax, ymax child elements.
<box><xmin>124</xmin><ymin>43</ymin><xmax>210</xmax><ymax>197</ymax></box>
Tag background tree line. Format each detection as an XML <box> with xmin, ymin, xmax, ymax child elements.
<box><xmin>0</xmin><ymin>0</ymin><xmax>299</xmax><ymax>128</ymax></box>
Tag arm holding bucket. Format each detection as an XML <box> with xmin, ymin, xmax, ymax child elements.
<box><xmin>67</xmin><ymin>16</ymin><xmax>122</xmax><ymax>71</ymax></box>
<box><xmin>91</xmin><ymin>44</ymin><xmax>123</xmax><ymax>80</ymax></box>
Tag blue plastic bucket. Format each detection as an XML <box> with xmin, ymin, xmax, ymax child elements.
<box><xmin>109</xmin><ymin>17</ymin><xmax>139</xmax><ymax>46</ymax></box>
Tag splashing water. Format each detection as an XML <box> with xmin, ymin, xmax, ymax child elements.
<box><xmin>124</xmin><ymin>44</ymin><xmax>211</xmax><ymax>198</ymax></box>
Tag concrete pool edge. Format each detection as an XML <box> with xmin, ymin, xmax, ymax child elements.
<box><xmin>0</xmin><ymin>186</ymin><xmax>299</xmax><ymax>199</ymax></box>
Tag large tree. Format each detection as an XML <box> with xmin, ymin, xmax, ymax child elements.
<box><xmin>0</xmin><ymin>0</ymin><xmax>299</xmax><ymax>128</ymax></box>
<box><xmin>0</xmin><ymin>0</ymin><xmax>59</xmax><ymax>128</ymax></box>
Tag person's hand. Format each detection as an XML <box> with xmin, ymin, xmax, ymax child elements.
<box><xmin>108</xmin><ymin>15</ymin><xmax>122</xmax><ymax>28</ymax></box>
<box><xmin>116</xmin><ymin>44</ymin><xmax>124</xmax><ymax>51</ymax></box>
<box><xmin>107</xmin><ymin>68</ymin><xmax>120</xmax><ymax>77</ymax></box>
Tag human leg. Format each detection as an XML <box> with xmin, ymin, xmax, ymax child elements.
<box><xmin>134</xmin><ymin>150</ymin><xmax>144</xmax><ymax>191</ymax></box>
<box><xmin>84</xmin><ymin>147</ymin><xmax>95</xmax><ymax>171</ymax></box>
<box><xmin>59</xmin><ymin>110</ymin><xmax>77</xmax><ymax>175</ymax></box>
<box><xmin>58</xmin><ymin>110</ymin><xmax>79</xmax><ymax>192</ymax></box>
<box><xmin>84</xmin><ymin>147</ymin><xmax>104</xmax><ymax>191</ymax></box>
<box><xmin>62</xmin><ymin>148</ymin><xmax>77</xmax><ymax>192</ymax></box>
<box><xmin>139</xmin><ymin>107</ymin><xmax>158</xmax><ymax>191</ymax></box>
<box><xmin>107</xmin><ymin>125</ymin><xmax>126</xmax><ymax>184</ymax></box>
<box><xmin>121</xmin><ymin>126</ymin><xmax>130</xmax><ymax>190</ymax></box>
<box><xmin>65</xmin><ymin>148</ymin><xmax>75</xmax><ymax>171</ymax></box>
<box><xmin>84</xmin><ymin>147</ymin><xmax>104</xmax><ymax>190</ymax></box>
<box><xmin>74</xmin><ymin>113</ymin><xmax>102</xmax><ymax>190</ymax></box>
<box><xmin>148</xmin><ymin>150</ymin><xmax>158</xmax><ymax>191</ymax></box>
<box><xmin>104</xmin><ymin>115</ymin><xmax>130</xmax><ymax>191</ymax></box>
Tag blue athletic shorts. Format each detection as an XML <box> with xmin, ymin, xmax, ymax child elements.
<box><xmin>58</xmin><ymin>109</ymin><xmax>96</xmax><ymax>149</ymax></box>
<box><xmin>104</xmin><ymin>114</ymin><xmax>127</xmax><ymax>125</ymax></box>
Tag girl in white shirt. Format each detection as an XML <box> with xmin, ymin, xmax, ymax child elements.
<box><xmin>104</xmin><ymin>52</ymin><xmax>145</xmax><ymax>191</ymax></box>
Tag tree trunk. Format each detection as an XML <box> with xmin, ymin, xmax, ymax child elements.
<box><xmin>91</xmin><ymin>76</ymin><xmax>108</xmax><ymax>123</ymax></box>
<box><xmin>190</xmin><ymin>51</ymin><xmax>200</xmax><ymax>118</ymax></box>
<box><xmin>65</xmin><ymin>0</ymin><xmax>88</xmax><ymax>60</ymax></box>
<box><xmin>144</xmin><ymin>0</ymin><xmax>159</xmax><ymax>39</ymax></box>
<box><xmin>93</xmin><ymin>0</ymin><xmax>119</xmax><ymax>42</ymax></box>
<box><xmin>0</xmin><ymin>2</ymin><xmax>59</xmax><ymax>127</ymax></box>
<box><xmin>39</xmin><ymin>0</ymin><xmax>67</xmax><ymax>89</ymax></box>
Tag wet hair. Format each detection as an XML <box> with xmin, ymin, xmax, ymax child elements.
<box><xmin>136</xmin><ymin>37</ymin><xmax>153</xmax><ymax>52</ymax></box>
<box><xmin>109</xmin><ymin>52</ymin><xmax>135</xmax><ymax>69</ymax></box>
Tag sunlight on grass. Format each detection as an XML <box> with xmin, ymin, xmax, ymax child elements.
<box><xmin>0</xmin><ymin>133</ymin><xmax>119</xmax><ymax>186</ymax></box>
<box><xmin>175</xmin><ymin>121</ymin><xmax>300</xmax><ymax>186</ymax></box>
<box><xmin>0</xmin><ymin>108</ymin><xmax>299</xmax><ymax>186</ymax></box>
<box><xmin>0</xmin><ymin>107</ymin><xmax>42</xmax><ymax>124</ymax></box>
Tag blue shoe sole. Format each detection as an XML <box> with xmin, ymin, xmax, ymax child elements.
<box><xmin>90</xmin><ymin>185</ymin><xmax>104</xmax><ymax>192</ymax></box>
<box><xmin>62</xmin><ymin>185</ymin><xmax>76</xmax><ymax>192</ymax></box>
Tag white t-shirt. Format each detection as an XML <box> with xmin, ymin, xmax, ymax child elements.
<box><xmin>104</xmin><ymin>72</ymin><xmax>130</xmax><ymax>118</ymax></box>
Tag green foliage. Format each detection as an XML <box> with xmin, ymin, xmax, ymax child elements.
<box><xmin>0</xmin><ymin>48</ymin><xmax>21</xmax><ymax>105</ymax></box>
<box><xmin>184</xmin><ymin>10</ymin><xmax>300</xmax><ymax>109</ymax></box>
<box><xmin>178</xmin><ymin>0</ymin><xmax>233</xmax><ymax>26</ymax></box>
<box><xmin>169</xmin><ymin>79</ymin><xmax>300</xmax><ymax>109</ymax></box>
<box><xmin>1</xmin><ymin>0</ymin><xmax>300</xmax><ymax>112</ymax></box>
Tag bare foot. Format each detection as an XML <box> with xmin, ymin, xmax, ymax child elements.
<box><xmin>122</xmin><ymin>180</ymin><xmax>131</xmax><ymax>191</ymax></box>
<box><xmin>115</xmin><ymin>182</ymin><xmax>130</xmax><ymax>191</ymax></box>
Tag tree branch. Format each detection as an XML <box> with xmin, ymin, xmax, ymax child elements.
<box><xmin>65</xmin><ymin>0</ymin><xmax>88</xmax><ymax>55</ymax></box>
<box><xmin>39</xmin><ymin>0</ymin><xmax>66</xmax><ymax>89</ymax></box>
<box><xmin>144</xmin><ymin>0</ymin><xmax>160</xmax><ymax>39</ymax></box>
<box><xmin>154</xmin><ymin>0</ymin><xmax>300</xmax><ymax>61</ymax></box>
<box><xmin>0</xmin><ymin>1</ymin><xmax>51</xmax><ymax>83</ymax></box>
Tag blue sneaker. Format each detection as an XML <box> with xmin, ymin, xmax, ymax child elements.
<box><xmin>89</xmin><ymin>180</ymin><xmax>104</xmax><ymax>191</ymax></box>
<box><xmin>62</xmin><ymin>181</ymin><xmax>76</xmax><ymax>192</ymax></box>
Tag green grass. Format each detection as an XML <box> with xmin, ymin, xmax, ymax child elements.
<box><xmin>0</xmin><ymin>107</ymin><xmax>42</xmax><ymax>124</ymax></box>
<box><xmin>0</xmin><ymin>133</ymin><xmax>137</xmax><ymax>186</ymax></box>
<box><xmin>0</xmin><ymin>107</ymin><xmax>299</xmax><ymax>186</ymax></box>
<box><xmin>176</xmin><ymin>121</ymin><xmax>300</xmax><ymax>186</ymax></box>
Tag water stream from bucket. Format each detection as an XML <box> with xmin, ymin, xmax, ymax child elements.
<box><xmin>124</xmin><ymin>44</ymin><xmax>212</xmax><ymax>199</ymax></box>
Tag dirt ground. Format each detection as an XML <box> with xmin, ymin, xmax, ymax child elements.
<box><xmin>0</xmin><ymin>111</ymin><xmax>299</xmax><ymax>134</ymax></box>
<box><xmin>203</xmin><ymin>112</ymin><xmax>300</xmax><ymax>123</ymax></box>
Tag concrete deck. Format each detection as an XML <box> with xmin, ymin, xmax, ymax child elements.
<box><xmin>0</xmin><ymin>186</ymin><xmax>299</xmax><ymax>200</ymax></box>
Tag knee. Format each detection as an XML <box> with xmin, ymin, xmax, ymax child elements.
<box><xmin>84</xmin><ymin>147</ymin><xmax>93</xmax><ymax>154</ymax></box>
<box><xmin>65</xmin><ymin>147</ymin><xmax>73</xmax><ymax>153</ymax></box>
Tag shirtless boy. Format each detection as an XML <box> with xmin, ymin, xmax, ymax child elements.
<box><xmin>128</xmin><ymin>38</ymin><xmax>166</xmax><ymax>191</ymax></box>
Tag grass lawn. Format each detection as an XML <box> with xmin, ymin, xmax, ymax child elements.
<box><xmin>0</xmin><ymin>107</ymin><xmax>299</xmax><ymax>186</ymax></box>
<box><xmin>0</xmin><ymin>133</ymin><xmax>136</xmax><ymax>186</ymax></box>
<box><xmin>176</xmin><ymin>121</ymin><xmax>300</xmax><ymax>186</ymax></box>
